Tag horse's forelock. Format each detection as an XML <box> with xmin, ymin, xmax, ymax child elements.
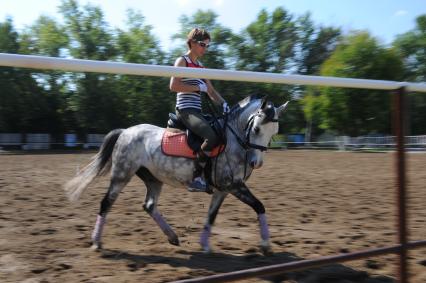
<box><xmin>263</xmin><ymin>102</ymin><xmax>276</xmax><ymax>122</ymax></box>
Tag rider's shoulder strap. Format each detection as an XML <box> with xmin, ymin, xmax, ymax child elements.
<box><xmin>181</xmin><ymin>55</ymin><xmax>189</xmax><ymax>67</ymax></box>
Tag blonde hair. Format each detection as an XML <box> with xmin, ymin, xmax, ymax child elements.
<box><xmin>186</xmin><ymin>28</ymin><xmax>211</xmax><ymax>49</ymax></box>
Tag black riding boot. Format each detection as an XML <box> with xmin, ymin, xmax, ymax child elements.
<box><xmin>187</xmin><ymin>150</ymin><xmax>211</xmax><ymax>193</ymax></box>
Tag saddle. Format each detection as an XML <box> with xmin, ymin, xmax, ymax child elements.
<box><xmin>162</xmin><ymin>113</ymin><xmax>224</xmax><ymax>159</ymax></box>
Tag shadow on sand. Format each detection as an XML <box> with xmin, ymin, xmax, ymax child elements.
<box><xmin>99</xmin><ymin>248</ymin><xmax>395</xmax><ymax>283</ymax></box>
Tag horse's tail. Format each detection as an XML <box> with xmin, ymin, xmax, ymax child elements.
<box><xmin>64</xmin><ymin>129</ymin><xmax>124</xmax><ymax>202</ymax></box>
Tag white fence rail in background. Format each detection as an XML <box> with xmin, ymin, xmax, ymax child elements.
<box><xmin>1</xmin><ymin>53</ymin><xmax>426</xmax><ymax>92</ymax></box>
<box><xmin>84</xmin><ymin>134</ymin><xmax>105</xmax><ymax>149</ymax></box>
<box><xmin>0</xmin><ymin>133</ymin><xmax>22</xmax><ymax>145</ymax></box>
<box><xmin>0</xmin><ymin>133</ymin><xmax>105</xmax><ymax>150</ymax></box>
<box><xmin>270</xmin><ymin>135</ymin><xmax>426</xmax><ymax>150</ymax></box>
<box><xmin>22</xmin><ymin>133</ymin><xmax>51</xmax><ymax>150</ymax></box>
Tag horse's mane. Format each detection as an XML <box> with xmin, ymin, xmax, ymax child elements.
<box><xmin>229</xmin><ymin>94</ymin><xmax>264</xmax><ymax>120</ymax></box>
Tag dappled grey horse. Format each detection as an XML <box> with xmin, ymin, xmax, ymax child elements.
<box><xmin>65</xmin><ymin>95</ymin><xmax>289</xmax><ymax>253</ymax></box>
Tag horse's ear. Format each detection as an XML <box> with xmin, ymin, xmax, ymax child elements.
<box><xmin>260</xmin><ymin>96</ymin><xmax>268</xmax><ymax>109</ymax></box>
<box><xmin>277</xmin><ymin>101</ymin><xmax>290</xmax><ymax>116</ymax></box>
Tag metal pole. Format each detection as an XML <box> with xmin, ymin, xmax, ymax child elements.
<box><xmin>173</xmin><ymin>241</ymin><xmax>426</xmax><ymax>283</ymax></box>
<box><xmin>394</xmin><ymin>87</ymin><xmax>408</xmax><ymax>283</ymax></box>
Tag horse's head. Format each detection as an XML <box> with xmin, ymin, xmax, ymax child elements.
<box><xmin>243</xmin><ymin>97</ymin><xmax>289</xmax><ymax>169</ymax></box>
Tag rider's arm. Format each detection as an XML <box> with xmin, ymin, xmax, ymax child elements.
<box><xmin>170</xmin><ymin>57</ymin><xmax>202</xmax><ymax>93</ymax></box>
<box><xmin>205</xmin><ymin>79</ymin><xmax>226</xmax><ymax>105</ymax></box>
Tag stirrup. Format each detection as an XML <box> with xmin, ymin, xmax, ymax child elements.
<box><xmin>188</xmin><ymin>177</ymin><xmax>207</xmax><ymax>192</ymax></box>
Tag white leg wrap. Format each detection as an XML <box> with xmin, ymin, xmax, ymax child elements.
<box><xmin>91</xmin><ymin>214</ymin><xmax>106</xmax><ymax>243</ymax></box>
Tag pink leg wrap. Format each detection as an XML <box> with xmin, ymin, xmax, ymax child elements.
<box><xmin>258</xmin><ymin>213</ymin><xmax>269</xmax><ymax>241</ymax></box>
<box><xmin>200</xmin><ymin>224</ymin><xmax>211</xmax><ymax>248</ymax></box>
<box><xmin>91</xmin><ymin>214</ymin><xmax>106</xmax><ymax>243</ymax></box>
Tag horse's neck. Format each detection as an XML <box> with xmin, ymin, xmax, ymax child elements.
<box><xmin>228</xmin><ymin>102</ymin><xmax>258</xmax><ymax>133</ymax></box>
<box><xmin>224</xmin><ymin>102</ymin><xmax>259</xmax><ymax>155</ymax></box>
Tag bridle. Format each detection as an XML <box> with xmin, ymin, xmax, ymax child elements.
<box><xmin>221</xmin><ymin>110</ymin><xmax>277</xmax><ymax>181</ymax></box>
<box><xmin>226</xmin><ymin>111</ymin><xmax>278</xmax><ymax>152</ymax></box>
<box><xmin>207</xmin><ymin>100</ymin><xmax>280</xmax><ymax>185</ymax></box>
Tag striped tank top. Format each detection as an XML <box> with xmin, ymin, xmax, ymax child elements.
<box><xmin>176</xmin><ymin>55</ymin><xmax>205</xmax><ymax>111</ymax></box>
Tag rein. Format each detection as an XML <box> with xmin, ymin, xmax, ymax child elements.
<box><xmin>224</xmin><ymin>113</ymin><xmax>278</xmax><ymax>181</ymax></box>
<box><xmin>204</xmin><ymin>98</ymin><xmax>228</xmax><ymax>187</ymax></box>
<box><xmin>226</xmin><ymin>121</ymin><xmax>267</xmax><ymax>152</ymax></box>
<box><xmin>205</xmin><ymin>98</ymin><xmax>277</xmax><ymax>185</ymax></box>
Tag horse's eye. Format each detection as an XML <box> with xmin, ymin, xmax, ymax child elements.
<box><xmin>253</xmin><ymin>126</ymin><xmax>260</xmax><ymax>134</ymax></box>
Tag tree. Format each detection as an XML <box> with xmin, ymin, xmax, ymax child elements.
<box><xmin>295</xmin><ymin>13</ymin><xmax>341</xmax><ymax>76</ymax></box>
<box><xmin>0</xmin><ymin>18</ymin><xmax>21</xmax><ymax>132</ymax></box>
<box><xmin>0</xmin><ymin>18</ymin><xmax>47</xmax><ymax>133</ymax></box>
<box><xmin>19</xmin><ymin>16</ymin><xmax>70</xmax><ymax>134</ymax></box>
<box><xmin>231</xmin><ymin>7</ymin><xmax>297</xmax><ymax>74</ymax></box>
<box><xmin>115</xmin><ymin>9</ymin><xmax>171</xmax><ymax>127</ymax></box>
<box><xmin>229</xmin><ymin>8</ymin><xmax>302</xmax><ymax>133</ymax></box>
<box><xmin>394</xmin><ymin>15</ymin><xmax>426</xmax><ymax>82</ymax></box>
<box><xmin>295</xmin><ymin>13</ymin><xmax>341</xmax><ymax>139</ymax></box>
<box><xmin>229</xmin><ymin>8</ymin><xmax>297</xmax><ymax>99</ymax></box>
<box><xmin>394</xmin><ymin>14</ymin><xmax>426</xmax><ymax>134</ymax></box>
<box><xmin>309</xmin><ymin>32</ymin><xmax>403</xmax><ymax>136</ymax></box>
<box><xmin>59</xmin><ymin>0</ymin><xmax>122</xmax><ymax>133</ymax></box>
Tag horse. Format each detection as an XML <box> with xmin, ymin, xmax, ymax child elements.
<box><xmin>64</xmin><ymin>95</ymin><xmax>289</xmax><ymax>254</ymax></box>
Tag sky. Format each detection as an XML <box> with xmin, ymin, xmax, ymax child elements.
<box><xmin>1</xmin><ymin>0</ymin><xmax>425</xmax><ymax>51</ymax></box>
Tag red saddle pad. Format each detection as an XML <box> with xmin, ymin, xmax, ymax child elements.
<box><xmin>161</xmin><ymin>130</ymin><xmax>223</xmax><ymax>159</ymax></box>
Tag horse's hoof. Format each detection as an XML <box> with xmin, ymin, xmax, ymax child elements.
<box><xmin>260</xmin><ymin>245</ymin><xmax>273</xmax><ymax>256</ymax></box>
<box><xmin>201</xmin><ymin>246</ymin><xmax>212</xmax><ymax>254</ymax></box>
<box><xmin>168</xmin><ymin>237</ymin><xmax>180</xmax><ymax>246</ymax></box>
<box><xmin>260</xmin><ymin>240</ymin><xmax>272</xmax><ymax>256</ymax></box>
<box><xmin>90</xmin><ymin>242</ymin><xmax>102</xmax><ymax>251</ymax></box>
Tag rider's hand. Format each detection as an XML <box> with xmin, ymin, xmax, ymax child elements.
<box><xmin>198</xmin><ymin>81</ymin><xmax>208</xmax><ymax>93</ymax></box>
<box><xmin>222</xmin><ymin>101</ymin><xmax>230</xmax><ymax>114</ymax></box>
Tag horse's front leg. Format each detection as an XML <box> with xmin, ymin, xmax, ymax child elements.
<box><xmin>200</xmin><ymin>190</ymin><xmax>227</xmax><ymax>253</ymax></box>
<box><xmin>231</xmin><ymin>182</ymin><xmax>271</xmax><ymax>255</ymax></box>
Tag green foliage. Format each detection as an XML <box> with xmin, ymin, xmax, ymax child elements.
<box><xmin>296</xmin><ymin>13</ymin><xmax>341</xmax><ymax>75</ymax></box>
<box><xmin>20</xmin><ymin>16</ymin><xmax>68</xmax><ymax>57</ymax></box>
<box><xmin>59</xmin><ymin>0</ymin><xmax>116</xmax><ymax>60</ymax></box>
<box><xmin>394</xmin><ymin>15</ymin><xmax>426</xmax><ymax>134</ymax></box>
<box><xmin>310</xmin><ymin>32</ymin><xmax>403</xmax><ymax>136</ymax></box>
<box><xmin>18</xmin><ymin>16</ymin><xmax>70</xmax><ymax>134</ymax></box>
<box><xmin>0</xmin><ymin>18</ymin><xmax>19</xmax><ymax>53</ymax></box>
<box><xmin>114</xmin><ymin>9</ymin><xmax>172</xmax><ymax>128</ymax></box>
<box><xmin>231</xmin><ymin>8</ymin><xmax>297</xmax><ymax>73</ymax></box>
<box><xmin>394</xmin><ymin>15</ymin><xmax>426</xmax><ymax>82</ymax></box>
<box><xmin>0</xmin><ymin>18</ymin><xmax>50</xmax><ymax>133</ymax></box>
<box><xmin>225</xmin><ymin>7</ymin><xmax>297</xmax><ymax>131</ymax></box>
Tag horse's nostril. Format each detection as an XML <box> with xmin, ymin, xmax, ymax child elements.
<box><xmin>250</xmin><ymin>161</ymin><xmax>256</xmax><ymax>168</ymax></box>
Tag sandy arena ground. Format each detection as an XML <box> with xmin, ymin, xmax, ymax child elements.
<box><xmin>0</xmin><ymin>150</ymin><xmax>425</xmax><ymax>283</ymax></box>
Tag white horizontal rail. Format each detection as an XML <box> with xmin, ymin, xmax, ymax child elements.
<box><xmin>1</xmin><ymin>53</ymin><xmax>426</xmax><ymax>92</ymax></box>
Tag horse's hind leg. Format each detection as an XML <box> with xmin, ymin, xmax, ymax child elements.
<box><xmin>136</xmin><ymin>167</ymin><xmax>179</xmax><ymax>246</ymax></box>
<box><xmin>91</xmin><ymin>177</ymin><xmax>129</xmax><ymax>250</ymax></box>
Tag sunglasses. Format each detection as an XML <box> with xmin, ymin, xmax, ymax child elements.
<box><xmin>195</xmin><ymin>41</ymin><xmax>210</xmax><ymax>48</ymax></box>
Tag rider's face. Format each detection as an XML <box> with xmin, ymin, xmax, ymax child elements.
<box><xmin>192</xmin><ymin>39</ymin><xmax>210</xmax><ymax>57</ymax></box>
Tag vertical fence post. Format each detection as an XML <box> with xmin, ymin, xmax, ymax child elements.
<box><xmin>394</xmin><ymin>87</ymin><xmax>408</xmax><ymax>283</ymax></box>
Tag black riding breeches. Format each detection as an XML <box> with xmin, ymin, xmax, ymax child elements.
<box><xmin>176</xmin><ymin>108</ymin><xmax>219</xmax><ymax>151</ymax></box>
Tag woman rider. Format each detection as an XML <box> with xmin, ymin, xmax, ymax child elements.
<box><xmin>169</xmin><ymin>28</ymin><xmax>229</xmax><ymax>192</ymax></box>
